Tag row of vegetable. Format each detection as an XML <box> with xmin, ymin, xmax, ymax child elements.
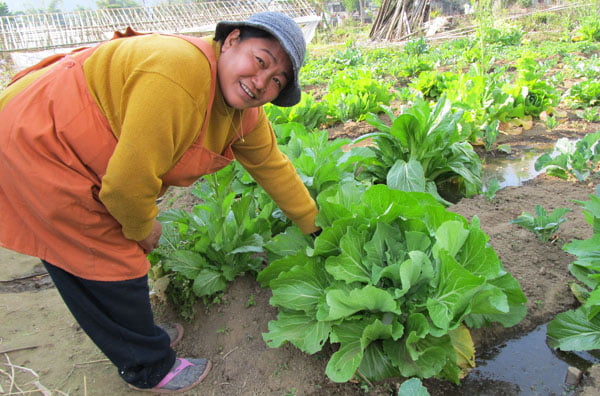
<box><xmin>149</xmin><ymin>7</ymin><xmax>600</xmax><ymax>394</ymax></box>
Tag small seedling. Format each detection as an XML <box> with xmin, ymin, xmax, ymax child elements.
<box><xmin>245</xmin><ymin>294</ymin><xmax>256</xmax><ymax>308</ymax></box>
<box><xmin>544</xmin><ymin>115</ymin><xmax>559</xmax><ymax>130</ymax></box>
<box><xmin>274</xmin><ymin>363</ymin><xmax>289</xmax><ymax>377</ymax></box>
<box><xmin>483</xmin><ymin>178</ymin><xmax>501</xmax><ymax>201</ymax></box>
<box><xmin>510</xmin><ymin>204</ymin><xmax>571</xmax><ymax>242</ymax></box>
<box><xmin>578</xmin><ymin>107</ymin><xmax>600</xmax><ymax>122</ymax></box>
<box><xmin>535</xmin><ymin>299</ymin><xmax>543</xmax><ymax>308</ymax></box>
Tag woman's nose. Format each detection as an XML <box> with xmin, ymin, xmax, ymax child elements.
<box><xmin>253</xmin><ymin>71</ymin><xmax>269</xmax><ymax>92</ymax></box>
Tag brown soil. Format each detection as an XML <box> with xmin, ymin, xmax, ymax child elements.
<box><xmin>1</xmin><ymin>118</ymin><xmax>600</xmax><ymax>395</ymax></box>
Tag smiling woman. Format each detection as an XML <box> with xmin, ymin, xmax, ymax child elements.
<box><xmin>0</xmin><ymin>11</ymin><xmax>319</xmax><ymax>395</ymax></box>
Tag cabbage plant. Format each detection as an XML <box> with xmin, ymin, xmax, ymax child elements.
<box><xmin>548</xmin><ymin>191</ymin><xmax>600</xmax><ymax>351</ymax></box>
<box><xmin>259</xmin><ymin>182</ymin><xmax>527</xmax><ymax>384</ymax></box>
<box><xmin>353</xmin><ymin>96</ymin><xmax>482</xmax><ymax>203</ymax></box>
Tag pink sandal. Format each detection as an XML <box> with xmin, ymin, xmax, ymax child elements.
<box><xmin>131</xmin><ymin>357</ymin><xmax>211</xmax><ymax>394</ymax></box>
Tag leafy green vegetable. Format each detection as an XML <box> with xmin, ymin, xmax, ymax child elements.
<box><xmin>483</xmin><ymin>178</ymin><xmax>501</xmax><ymax>201</ymax></box>
<box><xmin>355</xmin><ymin>96</ymin><xmax>482</xmax><ymax>203</ymax></box>
<box><xmin>322</xmin><ymin>69</ymin><xmax>393</xmax><ymax>122</ymax></box>
<box><xmin>547</xmin><ymin>191</ymin><xmax>600</xmax><ymax>351</ymax></box>
<box><xmin>573</xmin><ymin>15</ymin><xmax>600</xmax><ymax>42</ymax></box>
<box><xmin>260</xmin><ymin>182</ymin><xmax>526</xmax><ymax>384</ymax></box>
<box><xmin>265</xmin><ymin>93</ymin><xmax>330</xmax><ymax>131</ymax></box>
<box><xmin>510</xmin><ymin>204</ymin><xmax>571</xmax><ymax>242</ymax></box>
<box><xmin>280</xmin><ymin>124</ymin><xmax>357</xmax><ymax>198</ymax></box>
<box><xmin>150</xmin><ymin>165</ymin><xmax>275</xmax><ymax>318</ymax></box>
<box><xmin>534</xmin><ymin>132</ymin><xmax>600</xmax><ymax>182</ymax></box>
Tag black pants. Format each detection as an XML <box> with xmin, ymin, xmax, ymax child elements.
<box><xmin>43</xmin><ymin>261</ymin><xmax>176</xmax><ymax>388</ymax></box>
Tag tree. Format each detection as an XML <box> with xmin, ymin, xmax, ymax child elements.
<box><xmin>47</xmin><ymin>0</ymin><xmax>63</xmax><ymax>13</ymax></box>
<box><xmin>0</xmin><ymin>1</ymin><xmax>10</xmax><ymax>16</ymax></box>
<box><xmin>343</xmin><ymin>0</ymin><xmax>359</xmax><ymax>12</ymax></box>
<box><xmin>96</xmin><ymin>0</ymin><xmax>141</xmax><ymax>8</ymax></box>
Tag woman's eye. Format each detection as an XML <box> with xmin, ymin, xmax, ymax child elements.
<box><xmin>273</xmin><ymin>78</ymin><xmax>282</xmax><ymax>89</ymax></box>
<box><xmin>256</xmin><ymin>57</ymin><xmax>265</xmax><ymax>67</ymax></box>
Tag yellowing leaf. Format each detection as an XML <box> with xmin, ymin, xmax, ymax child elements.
<box><xmin>449</xmin><ymin>324</ymin><xmax>476</xmax><ymax>378</ymax></box>
<box><xmin>499</xmin><ymin>116</ymin><xmax>533</xmax><ymax>135</ymax></box>
<box><xmin>150</xmin><ymin>275</ymin><xmax>170</xmax><ymax>303</ymax></box>
<box><xmin>499</xmin><ymin>122</ymin><xmax>522</xmax><ymax>135</ymax></box>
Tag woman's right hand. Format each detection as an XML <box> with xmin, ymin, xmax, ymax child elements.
<box><xmin>139</xmin><ymin>220</ymin><xmax>162</xmax><ymax>254</ymax></box>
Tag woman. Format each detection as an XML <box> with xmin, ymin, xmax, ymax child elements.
<box><xmin>0</xmin><ymin>11</ymin><xmax>319</xmax><ymax>393</ymax></box>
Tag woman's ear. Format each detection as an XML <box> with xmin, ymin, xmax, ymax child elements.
<box><xmin>221</xmin><ymin>28</ymin><xmax>241</xmax><ymax>52</ymax></box>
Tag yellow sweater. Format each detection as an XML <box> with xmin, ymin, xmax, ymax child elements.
<box><xmin>1</xmin><ymin>34</ymin><xmax>318</xmax><ymax>240</ymax></box>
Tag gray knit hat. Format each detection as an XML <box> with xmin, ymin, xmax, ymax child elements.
<box><xmin>215</xmin><ymin>11</ymin><xmax>305</xmax><ymax>107</ymax></box>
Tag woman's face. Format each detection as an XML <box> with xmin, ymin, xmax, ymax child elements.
<box><xmin>218</xmin><ymin>29</ymin><xmax>292</xmax><ymax>110</ymax></box>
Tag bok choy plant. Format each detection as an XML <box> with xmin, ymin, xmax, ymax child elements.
<box><xmin>265</xmin><ymin>92</ymin><xmax>330</xmax><ymax>132</ymax></box>
<box><xmin>547</xmin><ymin>191</ymin><xmax>600</xmax><ymax>351</ymax></box>
<box><xmin>354</xmin><ymin>96</ymin><xmax>482</xmax><ymax>204</ymax></box>
<box><xmin>149</xmin><ymin>164</ymin><xmax>277</xmax><ymax>319</ymax></box>
<box><xmin>322</xmin><ymin>69</ymin><xmax>394</xmax><ymax>122</ymax></box>
<box><xmin>534</xmin><ymin>132</ymin><xmax>600</xmax><ymax>182</ymax></box>
<box><xmin>259</xmin><ymin>181</ymin><xmax>527</xmax><ymax>384</ymax></box>
<box><xmin>510</xmin><ymin>204</ymin><xmax>572</xmax><ymax>242</ymax></box>
<box><xmin>278</xmin><ymin>123</ymin><xmax>359</xmax><ymax>198</ymax></box>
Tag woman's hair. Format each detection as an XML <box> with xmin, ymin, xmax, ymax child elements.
<box><xmin>217</xmin><ymin>26</ymin><xmax>275</xmax><ymax>43</ymax></box>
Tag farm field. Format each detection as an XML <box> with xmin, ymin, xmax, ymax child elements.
<box><xmin>2</xmin><ymin>4</ymin><xmax>600</xmax><ymax>396</ymax></box>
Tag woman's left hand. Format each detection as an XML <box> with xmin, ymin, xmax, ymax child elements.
<box><xmin>139</xmin><ymin>220</ymin><xmax>162</xmax><ymax>254</ymax></box>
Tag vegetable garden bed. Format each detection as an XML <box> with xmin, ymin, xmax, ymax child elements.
<box><xmin>148</xmin><ymin>7</ymin><xmax>600</xmax><ymax>396</ymax></box>
<box><xmin>3</xmin><ymin>4</ymin><xmax>600</xmax><ymax>396</ymax></box>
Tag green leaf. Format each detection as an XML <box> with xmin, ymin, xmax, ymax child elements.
<box><xmin>457</xmin><ymin>216</ymin><xmax>501</xmax><ymax>277</ymax></box>
<box><xmin>465</xmin><ymin>272</ymin><xmax>528</xmax><ymax>328</ymax></box>
<box><xmin>397</xmin><ymin>378</ymin><xmax>431</xmax><ymax>396</ymax></box>
<box><xmin>313</xmin><ymin>218</ymin><xmax>360</xmax><ymax>257</ymax></box>
<box><xmin>359</xmin><ymin>342</ymin><xmax>402</xmax><ymax>382</ymax></box>
<box><xmin>386</xmin><ymin>333</ymin><xmax>455</xmax><ymax>379</ymax></box>
<box><xmin>263</xmin><ymin>310</ymin><xmax>332</xmax><ymax>354</ymax></box>
<box><xmin>257</xmin><ymin>251</ymin><xmax>313</xmax><ymax>287</ymax></box>
<box><xmin>231</xmin><ymin>194</ymin><xmax>252</xmax><ymax>226</ymax></box>
<box><xmin>362</xmin><ymin>185</ymin><xmax>436</xmax><ymax>221</ymax></box>
<box><xmin>327</xmin><ymin>318</ymin><xmax>399</xmax><ymax>382</ymax></box>
<box><xmin>270</xmin><ymin>261</ymin><xmax>330</xmax><ymax>313</ymax></box>
<box><xmin>547</xmin><ymin>306</ymin><xmax>600</xmax><ymax>351</ymax></box>
<box><xmin>387</xmin><ymin>159</ymin><xmax>427</xmax><ymax>192</ymax></box>
<box><xmin>228</xmin><ymin>233</ymin><xmax>264</xmax><ymax>254</ymax></box>
<box><xmin>317</xmin><ymin>285</ymin><xmax>400</xmax><ymax>321</ymax></box>
<box><xmin>326</xmin><ymin>332</ymin><xmax>363</xmax><ymax>382</ymax></box>
<box><xmin>264</xmin><ymin>226</ymin><xmax>309</xmax><ymax>259</ymax></box>
<box><xmin>405</xmin><ymin>231</ymin><xmax>431</xmax><ymax>252</ymax></box>
<box><xmin>380</xmin><ymin>251</ymin><xmax>432</xmax><ymax>295</ymax></box>
<box><xmin>325</xmin><ymin>227</ymin><xmax>372</xmax><ymax>284</ymax></box>
<box><xmin>166</xmin><ymin>250</ymin><xmax>208</xmax><ymax>279</ymax></box>
<box><xmin>192</xmin><ymin>269</ymin><xmax>227</xmax><ymax>297</ymax></box>
<box><xmin>316</xmin><ymin>180</ymin><xmax>366</xmax><ymax>226</ymax></box>
<box><xmin>433</xmin><ymin>221</ymin><xmax>469</xmax><ymax>258</ymax></box>
<box><xmin>427</xmin><ymin>251</ymin><xmax>484</xmax><ymax>330</ymax></box>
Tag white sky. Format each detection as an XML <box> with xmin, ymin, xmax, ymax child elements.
<box><xmin>4</xmin><ymin>0</ymin><xmax>163</xmax><ymax>12</ymax></box>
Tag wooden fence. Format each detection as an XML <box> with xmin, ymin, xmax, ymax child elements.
<box><xmin>0</xmin><ymin>0</ymin><xmax>317</xmax><ymax>52</ymax></box>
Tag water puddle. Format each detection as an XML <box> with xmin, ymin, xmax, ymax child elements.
<box><xmin>482</xmin><ymin>144</ymin><xmax>555</xmax><ymax>189</ymax></box>
<box><xmin>446</xmin><ymin>324</ymin><xmax>600</xmax><ymax>395</ymax></box>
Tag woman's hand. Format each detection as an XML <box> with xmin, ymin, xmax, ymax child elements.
<box><xmin>139</xmin><ymin>220</ymin><xmax>162</xmax><ymax>254</ymax></box>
